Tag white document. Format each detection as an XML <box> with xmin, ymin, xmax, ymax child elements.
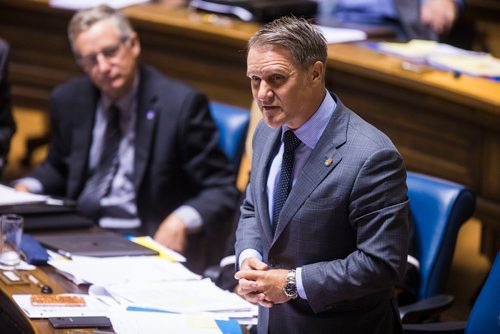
<box><xmin>48</xmin><ymin>255</ymin><xmax>200</xmax><ymax>286</ymax></box>
<box><xmin>13</xmin><ymin>294</ymin><xmax>108</xmax><ymax>318</ymax></box>
<box><xmin>0</xmin><ymin>184</ymin><xmax>48</xmax><ymax>206</ymax></box>
<box><xmin>104</xmin><ymin>278</ymin><xmax>254</xmax><ymax>313</ymax></box>
<box><xmin>315</xmin><ymin>25</ymin><xmax>367</xmax><ymax>44</ymax></box>
<box><xmin>377</xmin><ymin>40</ymin><xmax>483</xmax><ymax>62</ymax></box>
<box><xmin>108</xmin><ymin>308</ymin><xmax>224</xmax><ymax>334</ymax></box>
<box><xmin>428</xmin><ymin>54</ymin><xmax>500</xmax><ymax>78</ymax></box>
<box><xmin>49</xmin><ymin>0</ymin><xmax>150</xmax><ymax>10</ymax></box>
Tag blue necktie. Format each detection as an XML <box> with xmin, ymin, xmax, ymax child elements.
<box><xmin>272</xmin><ymin>130</ymin><xmax>301</xmax><ymax>234</ymax></box>
<box><xmin>78</xmin><ymin>104</ymin><xmax>121</xmax><ymax>219</ymax></box>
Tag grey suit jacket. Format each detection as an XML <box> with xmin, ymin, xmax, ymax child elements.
<box><xmin>235</xmin><ymin>95</ymin><xmax>409</xmax><ymax>333</ymax></box>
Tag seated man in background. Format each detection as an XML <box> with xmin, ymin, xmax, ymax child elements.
<box><xmin>0</xmin><ymin>38</ymin><xmax>16</xmax><ymax>179</ymax></box>
<box><xmin>316</xmin><ymin>0</ymin><xmax>473</xmax><ymax>47</ymax></box>
<box><xmin>14</xmin><ymin>5</ymin><xmax>239</xmax><ymax>274</ymax></box>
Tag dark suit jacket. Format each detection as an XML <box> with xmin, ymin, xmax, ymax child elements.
<box><xmin>0</xmin><ymin>38</ymin><xmax>16</xmax><ymax>175</ymax></box>
<box><xmin>395</xmin><ymin>0</ymin><xmax>438</xmax><ymax>40</ymax></box>
<box><xmin>395</xmin><ymin>0</ymin><xmax>475</xmax><ymax>49</ymax></box>
<box><xmin>236</xmin><ymin>95</ymin><xmax>409</xmax><ymax>333</ymax></box>
<box><xmin>30</xmin><ymin>64</ymin><xmax>239</xmax><ymax>273</ymax></box>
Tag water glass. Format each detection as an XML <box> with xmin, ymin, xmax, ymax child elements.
<box><xmin>0</xmin><ymin>214</ymin><xmax>23</xmax><ymax>266</ymax></box>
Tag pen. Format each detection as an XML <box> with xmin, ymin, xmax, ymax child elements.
<box><xmin>27</xmin><ymin>273</ymin><xmax>53</xmax><ymax>294</ymax></box>
<box><xmin>44</xmin><ymin>245</ymin><xmax>73</xmax><ymax>260</ymax></box>
<box><xmin>55</xmin><ymin>249</ymin><xmax>73</xmax><ymax>260</ymax></box>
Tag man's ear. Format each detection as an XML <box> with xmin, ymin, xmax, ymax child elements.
<box><xmin>310</xmin><ymin>61</ymin><xmax>324</xmax><ymax>85</ymax></box>
<box><xmin>130</xmin><ymin>32</ymin><xmax>141</xmax><ymax>58</ymax></box>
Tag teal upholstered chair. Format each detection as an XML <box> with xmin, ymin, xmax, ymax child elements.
<box><xmin>209</xmin><ymin>102</ymin><xmax>250</xmax><ymax>171</ymax></box>
<box><xmin>400</xmin><ymin>172</ymin><xmax>476</xmax><ymax>323</ymax></box>
<box><xmin>404</xmin><ymin>251</ymin><xmax>500</xmax><ymax>334</ymax></box>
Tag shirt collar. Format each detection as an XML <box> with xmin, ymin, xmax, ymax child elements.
<box><xmin>282</xmin><ymin>90</ymin><xmax>336</xmax><ymax>149</ymax></box>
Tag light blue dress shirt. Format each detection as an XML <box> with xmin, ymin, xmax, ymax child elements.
<box><xmin>239</xmin><ymin>91</ymin><xmax>336</xmax><ymax>300</ymax></box>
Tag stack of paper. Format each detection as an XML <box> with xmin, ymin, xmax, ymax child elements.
<box><xmin>48</xmin><ymin>255</ymin><xmax>199</xmax><ymax>285</ymax></box>
<box><xmin>13</xmin><ymin>293</ymin><xmax>108</xmax><ymax>318</ymax></box>
<box><xmin>316</xmin><ymin>25</ymin><xmax>367</xmax><ymax>44</ymax></box>
<box><xmin>100</xmin><ymin>279</ymin><xmax>254</xmax><ymax>313</ymax></box>
<box><xmin>374</xmin><ymin>40</ymin><xmax>500</xmax><ymax>80</ymax></box>
<box><xmin>108</xmin><ymin>308</ymin><xmax>243</xmax><ymax>334</ymax></box>
<box><xmin>428</xmin><ymin>54</ymin><xmax>500</xmax><ymax>79</ymax></box>
<box><xmin>376</xmin><ymin>40</ymin><xmax>477</xmax><ymax>62</ymax></box>
<box><xmin>0</xmin><ymin>184</ymin><xmax>48</xmax><ymax>206</ymax></box>
<box><xmin>45</xmin><ymin>254</ymin><xmax>257</xmax><ymax>330</ymax></box>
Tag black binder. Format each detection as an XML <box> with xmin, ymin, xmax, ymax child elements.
<box><xmin>0</xmin><ymin>201</ymin><xmax>94</xmax><ymax>231</ymax></box>
<box><xmin>190</xmin><ymin>0</ymin><xmax>318</xmax><ymax>23</ymax></box>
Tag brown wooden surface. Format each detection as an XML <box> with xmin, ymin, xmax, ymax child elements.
<box><xmin>0</xmin><ymin>266</ymin><xmax>95</xmax><ymax>334</ymax></box>
<box><xmin>0</xmin><ymin>0</ymin><xmax>499</xmax><ymax>260</ymax></box>
<box><xmin>0</xmin><ymin>254</ymin><xmax>250</xmax><ymax>334</ymax></box>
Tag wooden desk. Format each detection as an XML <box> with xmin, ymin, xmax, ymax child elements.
<box><xmin>0</xmin><ymin>259</ymin><xmax>250</xmax><ymax>334</ymax></box>
<box><xmin>0</xmin><ymin>0</ymin><xmax>499</xmax><ymax>259</ymax></box>
<box><xmin>0</xmin><ymin>266</ymin><xmax>93</xmax><ymax>334</ymax></box>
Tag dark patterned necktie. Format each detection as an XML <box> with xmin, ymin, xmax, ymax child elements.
<box><xmin>272</xmin><ymin>130</ymin><xmax>301</xmax><ymax>234</ymax></box>
<box><xmin>78</xmin><ymin>104</ymin><xmax>121</xmax><ymax>219</ymax></box>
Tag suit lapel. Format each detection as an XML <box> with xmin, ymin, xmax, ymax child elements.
<box><xmin>134</xmin><ymin>66</ymin><xmax>158</xmax><ymax>190</ymax></box>
<box><xmin>68</xmin><ymin>83</ymin><xmax>99</xmax><ymax>198</ymax></box>
<box><xmin>255</xmin><ymin>124</ymin><xmax>282</xmax><ymax>245</ymax></box>
<box><xmin>273</xmin><ymin>98</ymin><xmax>350</xmax><ymax>241</ymax></box>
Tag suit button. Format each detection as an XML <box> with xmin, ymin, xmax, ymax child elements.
<box><xmin>268</xmin><ymin>258</ymin><xmax>276</xmax><ymax>268</ymax></box>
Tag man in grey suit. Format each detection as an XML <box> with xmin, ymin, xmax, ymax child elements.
<box><xmin>235</xmin><ymin>17</ymin><xmax>409</xmax><ymax>333</ymax></box>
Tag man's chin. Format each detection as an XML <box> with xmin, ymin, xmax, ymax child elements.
<box><xmin>263</xmin><ymin>117</ymin><xmax>283</xmax><ymax>129</ymax></box>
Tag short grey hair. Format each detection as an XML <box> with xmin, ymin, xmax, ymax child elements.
<box><xmin>67</xmin><ymin>5</ymin><xmax>134</xmax><ymax>53</ymax></box>
<box><xmin>248</xmin><ymin>16</ymin><xmax>327</xmax><ymax>69</ymax></box>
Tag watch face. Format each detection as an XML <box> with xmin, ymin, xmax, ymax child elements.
<box><xmin>284</xmin><ymin>282</ymin><xmax>297</xmax><ymax>297</ymax></box>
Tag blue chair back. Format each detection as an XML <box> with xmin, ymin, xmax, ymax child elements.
<box><xmin>407</xmin><ymin>172</ymin><xmax>475</xmax><ymax>300</ymax></box>
<box><xmin>209</xmin><ymin>102</ymin><xmax>250</xmax><ymax>171</ymax></box>
<box><xmin>466</xmin><ymin>251</ymin><xmax>500</xmax><ymax>334</ymax></box>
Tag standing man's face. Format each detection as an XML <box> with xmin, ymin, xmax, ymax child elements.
<box><xmin>74</xmin><ymin>19</ymin><xmax>140</xmax><ymax>100</ymax></box>
<box><xmin>247</xmin><ymin>44</ymin><xmax>322</xmax><ymax>129</ymax></box>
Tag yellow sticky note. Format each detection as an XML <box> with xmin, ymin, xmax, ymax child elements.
<box><xmin>130</xmin><ymin>236</ymin><xmax>176</xmax><ymax>261</ymax></box>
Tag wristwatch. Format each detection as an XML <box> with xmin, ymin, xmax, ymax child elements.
<box><xmin>283</xmin><ymin>269</ymin><xmax>298</xmax><ymax>299</ymax></box>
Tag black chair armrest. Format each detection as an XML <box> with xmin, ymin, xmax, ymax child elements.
<box><xmin>203</xmin><ymin>265</ymin><xmax>223</xmax><ymax>283</ymax></box>
<box><xmin>400</xmin><ymin>294</ymin><xmax>455</xmax><ymax>323</ymax></box>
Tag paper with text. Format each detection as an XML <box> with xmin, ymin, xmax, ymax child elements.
<box><xmin>48</xmin><ymin>255</ymin><xmax>200</xmax><ymax>286</ymax></box>
<box><xmin>13</xmin><ymin>293</ymin><xmax>108</xmax><ymax>318</ymax></box>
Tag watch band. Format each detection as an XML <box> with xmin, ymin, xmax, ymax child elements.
<box><xmin>283</xmin><ymin>269</ymin><xmax>298</xmax><ymax>299</ymax></box>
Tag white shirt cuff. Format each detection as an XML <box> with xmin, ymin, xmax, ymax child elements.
<box><xmin>238</xmin><ymin>249</ymin><xmax>262</xmax><ymax>269</ymax></box>
<box><xmin>12</xmin><ymin>177</ymin><xmax>44</xmax><ymax>193</ymax></box>
<box><xmin>173</xmin><ymin>205</ymin><xmax>203</xmax><ymax>232</ymax></box>
<box><xmin>407</xmin><ymin>254</ymin><xmax>420</xmax><ymax>270</ymax></box>
<box><xmin>296</xmin><ymin>267</ymin><xmax>308</xmax><ymax>300</ymax></box>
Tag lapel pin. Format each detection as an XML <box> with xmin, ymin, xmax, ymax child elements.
<box><xmin>146</xmin><ymin>110</ymin><xmax>155</xmax><ymax>120</ymax></box>
<box><xmin>324</xmin><ymin>158</ymin><xmax>333</xmax><ymax>167</ymax></box>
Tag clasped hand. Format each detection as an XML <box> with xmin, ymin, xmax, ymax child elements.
<box><xmin>234</xmin><ymin>257</ymin><xmax>291</xmax><ymax>308</ymax></box>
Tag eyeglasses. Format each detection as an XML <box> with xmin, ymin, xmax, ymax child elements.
<box><xmin>76</xmin><ymin>37</ymin><xmax>129</xmax><ymax>68</ymax></box>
